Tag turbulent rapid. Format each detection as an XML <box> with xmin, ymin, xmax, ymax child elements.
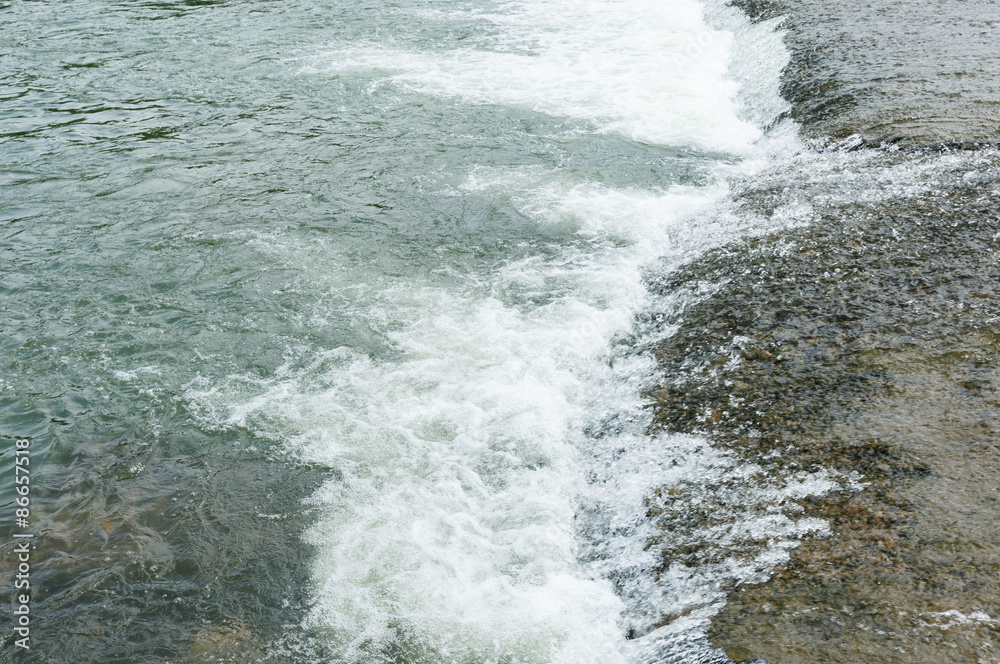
<box><xmin>185</xmin><ymin>0</ymin><xmax>809</xmax><ymax>661</ymax></box>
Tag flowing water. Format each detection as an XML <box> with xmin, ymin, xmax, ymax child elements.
<box><xmin>1</xmin><ymin>0</ymin><xmax>997</xmax><ymax>662</ymax></box>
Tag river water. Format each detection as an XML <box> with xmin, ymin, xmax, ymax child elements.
<box><xmin>1</xmin><ymin>0</ymin><xmax>997</xmax><ymax>662</ymax></box>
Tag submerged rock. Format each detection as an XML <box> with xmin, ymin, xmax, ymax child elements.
<box><xmin>729</xmin><ymin>0</ymin><xmax>1000</xmax><ymax>146</ymax></box>
<box><xmin>650</xmin><ymin>144</ymin><xmax>1000</xmax><ymax>663</ymax></box>
<box><xmin>191</xmin><ymin>622</ymin><xmax>263</xmax><ymax>663</ymax></box>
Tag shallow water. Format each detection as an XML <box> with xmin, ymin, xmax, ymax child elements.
<box><xmin>666</xmin><ymin>143</ymin><xmax>1000</xmax><ymax>664</ymax></box>
<box><xmin>733</xmin><ymin>0</ymin><xmax>1000</xmax><ymax>144</ymax></box>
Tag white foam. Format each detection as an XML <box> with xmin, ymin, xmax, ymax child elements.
<box><xmin>301</xmin><ymin>0</ymin><xmax>768</xmax><ymax>153</ymax></box>
<box><xmin>918</xmin><ymin>610</ymin><xmax>1000</xmax><ymax>630</ymax></box>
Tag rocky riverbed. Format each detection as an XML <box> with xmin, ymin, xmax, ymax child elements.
<box><xmin>732</xmin><ymin>0</ymin><xmax>1000</xmax><ymax>146</ymax></box>
<box><xmin>649</xmin><ymin>1</ymin><xmax>1000</xmax><ymax>660</ymax></box>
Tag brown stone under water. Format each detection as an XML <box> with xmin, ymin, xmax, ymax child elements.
<box><xmin>729</xmin><ymin>0</ymin><xmax>1000</xmax><ymax>146</ymax></box>
<box><xmin>649</xmin><ymin>146</ymin><xmax>1000</xmax><ymax>663</ymax></box>
<box><xmin>711</xmin><ymin>363</ymin><xmax>1000</xmax><ymax>664</ymax></box>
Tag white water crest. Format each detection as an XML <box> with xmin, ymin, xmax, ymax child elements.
<box><xmin>302</xmin><ymin>0</ymin><xmax>780</xmax><ymax>153</ymax></box>
<box><xmin>186</xmin><ymin>0</ymin><xmax>826</xmax><ymax>662</ymax></box>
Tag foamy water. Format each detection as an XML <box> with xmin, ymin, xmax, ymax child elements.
<box><xmin>184</xmin><ymin>0</ymin><xmax>828</xmax><ymax>661</ymax></box>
